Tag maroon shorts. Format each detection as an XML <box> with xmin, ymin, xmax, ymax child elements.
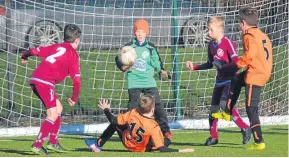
<box><xmin>30</xmin><ymin>84</ymin><xmax>58</xmax><ymax>109</ymax></box>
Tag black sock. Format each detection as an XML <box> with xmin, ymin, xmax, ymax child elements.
<box><xmin>251</xmin><ymin>126</ymin><xmax>263</xmax><ymax>143</ymax></box>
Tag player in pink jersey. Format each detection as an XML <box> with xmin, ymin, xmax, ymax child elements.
<box><xmin>186</xmin><ymin>16</ymin><xmax>251</xmax><ymax>146</ymax></box>
<box><xmin>21</xmin><ymin>24</ymin><xmax>81</xmax><ymax>155</ymax></box>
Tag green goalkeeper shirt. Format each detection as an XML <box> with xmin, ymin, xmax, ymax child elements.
<box><xmin>124</xmin><ymin>39</ymin><xmax>162</xmax><ymax>89</ymax></box>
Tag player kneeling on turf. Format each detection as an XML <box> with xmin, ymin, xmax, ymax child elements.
<box><xmin>84</xmin><ymin>95</ymin><xmax>195</xmax><ymax>153</ymax></box>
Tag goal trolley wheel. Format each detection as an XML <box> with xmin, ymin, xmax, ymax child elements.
<box><xmin>24</xmin><ymin>20</ymin><xmax>63</xmax><ymax>48</ymax></box>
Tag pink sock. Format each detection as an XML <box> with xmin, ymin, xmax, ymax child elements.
<box><xmin>232</xmin><ymin>108</ymin><xmax>249</xmax><ymax>129</ymax></box>
<box><xmin>50</xmin><ymin>114</ymin><xmax>61</xmax><ymax>144</ymax></box>
<box><xmin>210</xmin><ymin>119</ymin><xmax>218</xmax><ymax>139</ymax></box>
<box><xmin>33</xmin><ymin>119</ymin><xmax>54</xmax><ymax>148</ymax></box>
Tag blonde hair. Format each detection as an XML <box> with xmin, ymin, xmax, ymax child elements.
<box><xmin>137</xmin><ymin>94</ymin><xmax>155</xmax><ymax>114</ymax></box>
<box><xmin>209</xmin><ymin>16</ymin><xmax>224</xmax><ymax>29</ymax></box>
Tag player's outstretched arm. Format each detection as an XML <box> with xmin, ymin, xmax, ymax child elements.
<box><xmin>21</xmin><ymin>46</ymin><xmax>54</xmax><ymax>64</ymax></box>
<box><xmin>185</xmin><ymin>46</ymin><xmax>214</xmax><ymax>71</ymax></box>
<box><xmin>185</xmin><ymin>60</ymin><xmax>213</xmax><ymax>71</ymax></box>
<box><xmin>98</xmin><ymin>99</ymin><xmax>111</xmax><ymax>110</ymax></box>
<box><xmin>21</xmin><ymin>49</ymin><xmax>34</xmax><ymax>64</ymax></box>
<box><xmin>98</xmin><ymin>99</ymin><xmax>118</xmax><ymax>125</ymax></box>
<box><xmin>185</xmin><ymin>61</ymin><xmax>197</xmax><ymax>71</ymax></box>
<box><xmin>21</xmin><ymin>48</ymin><xmax>40</xmax><ymax>64</ymax></box>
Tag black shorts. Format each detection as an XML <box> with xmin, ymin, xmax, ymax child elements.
<box><xmin>211</xmin><ymin>80</ymin><xmax>231</xmax><ymax>106</ymax></box>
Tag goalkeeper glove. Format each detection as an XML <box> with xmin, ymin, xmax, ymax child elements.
<box><xmin>159</xmin><ymin>70</ymin><xmax>172</xmax><ymax>81</ymax></box>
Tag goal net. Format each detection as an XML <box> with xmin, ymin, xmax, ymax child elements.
<box><xmin>0</xmin><ymin>0</ymin><xmax>287</xmax><ymax>136</ymax></box>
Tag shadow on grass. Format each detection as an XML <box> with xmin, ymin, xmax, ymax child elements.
<box><xmin>219</xmin><ymin>129</ymin><xmax>288</xmax><ymax>135</ymax></box>
<box><xmin>74</xmin><ymin>148</ymin><xmax>128</xmax><ymax>152</ymax></box>
<box><xmin>218</xmin><ymin>142</ymin><xmax>240</xmax><ymax>145</ymax></box>
<box><xmin>270</xmin><ymin>127</ymin><xmax>288</xmax><ymax>131</ymax></box>
<box><xmin>63</xmin><ymin>135</ymin><xmax>121</xmax><ymax>142</ymax></box>
<box><xmin>0</xmin><ymin>148</ymin><xmax>36</xmax><ymax>156</ymax></box>
<box><xmin>209</xmin><ymin>145</ymin><xmax>244</xmax><ymax>149</ymax></box>
<box><xmin>172</xmin><ymin>142</ymin><xmax>204</xmax><ymax>146</ymax></box>
<box><xmin>172</xmin><ymin>141</ymin><xmax>240</xmax><ymax>146</ymax></box>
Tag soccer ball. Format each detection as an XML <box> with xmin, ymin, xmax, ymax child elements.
<box><xmin>120</xmin><ymin>46</ymin><xmax>137</xmax><ymax>66</ymax></box>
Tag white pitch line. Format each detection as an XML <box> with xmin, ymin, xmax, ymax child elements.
<box><xmin>0</xmin><ymin>140</ymin><xmax>14</xmax><ymax>142</ymax></box>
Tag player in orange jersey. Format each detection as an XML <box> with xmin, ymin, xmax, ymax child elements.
<box><xmin>84</xmin><ymin>95</ymin><xmax>195</xmax><ymax>153</ymax></box>
<box><xmin>212</xmin><ymin>7</ymin><xmax>273</xmax><ymax>150</ymax></box>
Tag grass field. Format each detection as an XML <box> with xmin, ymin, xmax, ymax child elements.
<box><xmin>0</xmin><ymin>125</ymin><xmax>287</xmax><ymax>157</ymax></box>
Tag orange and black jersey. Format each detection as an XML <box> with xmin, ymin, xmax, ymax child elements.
<box><xmin>117</xmin><ymin>109</ymin><xmax>164</xmax><ymax>152</ymax></box>
<box><xmin>103</xmin><ymin>108</ymin><xmax>176</xmax><ymax>152</ymax></box>
<box><xmin>238</xmin><ymin>27</ymin><xmax>273</xmax><ymax>86</ymax></box>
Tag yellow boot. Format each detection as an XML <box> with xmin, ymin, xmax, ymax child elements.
<box><xmin>212</xmin><ymin>112</ymin><xmax>232</xmax><ymax>121</ymax></box>
<box><xmin>247</xmin><ymin>142</ymin><xmax>266</xmax><ymax>150</ymax></box>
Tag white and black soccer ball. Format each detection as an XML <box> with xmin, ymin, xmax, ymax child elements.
<box><xmin>119</xmin><ymin>46</ymin><xmax>137</xmax><ymax>66</ymax></box>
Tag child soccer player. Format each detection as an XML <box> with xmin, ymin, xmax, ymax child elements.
<box><xmin>115</xmin><ymin>19</ymin><xmax>172</xmax><ymax>138</ymax></box>
<box><xmin>84</xmin><ymin>96</ymin><xmax>195</xmax><ymax>153</ymax></box>
<box><xmin>185</xmin><ymin>16</ymin><xmax>251</xmax><ymax>146</ymax></box>
<box><xmin>21</xmin><ymin>24</ymin><xmax>82</xmax><ymax>155</ymax></box>
<box><xmin>93</xmin><ymin>19</ymin><xmax>172</xmax><ymax>151</ymax></box>
<box><xmin>213</xmin><ymin>7</ymin><xmax>273</xmax><ymax>150</ymax></box>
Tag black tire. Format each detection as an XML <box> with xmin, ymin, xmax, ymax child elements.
<box><xmin>24</xmin><ymin>20</ymin><xmax>62</xmax><ymax>48</ymax></box>
<box><xmin>182</xmin><ymin>18</ymin><xmax>210</xmax><ymax>48</ymax></box>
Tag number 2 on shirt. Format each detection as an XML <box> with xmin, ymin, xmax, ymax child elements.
<box><xmin>45</xmin><ymin>47</ymin><xmax>66</xmax><ymax>64</ymax></box>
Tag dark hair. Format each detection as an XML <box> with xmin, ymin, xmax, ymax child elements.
<box><xmin>137</xmin><ymin>94</ymin><xmax>155</xmax><ymax>114</ymax></box>
<box><xmin>64</xmin><ymin>24</ymin><xmax>81</xmax><ymax>43</ymax></box>
<box><xmin>239</xmin><ymin>7</ymin><xmax>258</xmax><ymax>26</ymax></box>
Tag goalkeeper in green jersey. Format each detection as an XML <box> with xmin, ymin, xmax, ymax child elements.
<box><xmin>116</xmin><ymin>19</ymin><xmax>172</xmax><ymax>138</ymax></box>
<box><xmin>93</xmin><ymin>19</ymin><xmax>173</xmax><ymax>150</ymax></box>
